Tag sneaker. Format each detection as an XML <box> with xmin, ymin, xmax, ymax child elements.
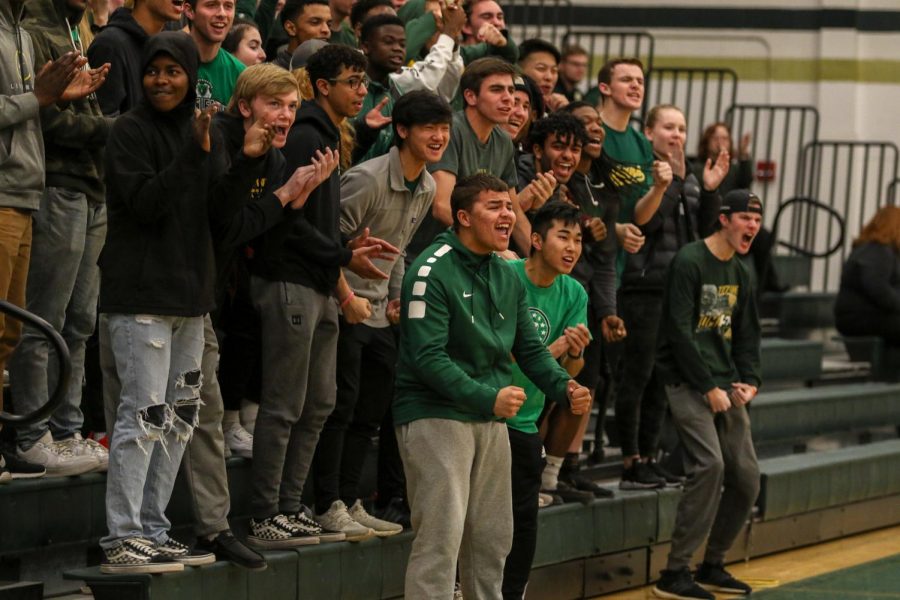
<box><xmin>560</xmin><ymin>471</ymin><xmax>614</xmax><ymax>498</ymax></box>
<box><xmin>0</xmin><ymin>451</ymin><xmax>45</xmax><ymax>479</ymax></box>
<box><xmin>196</xmin><ymin>530</ymin><xmax>266</xmax><ymax>571</ymax></box>
<box><xmin>648</xmin><ymin>460</ymin><xmax>685</xmax><ymax>487</ymax></box>
<box><xmin>223</xmin><ymin>422</ymin><xmax>253</xmax><ymax>459</ymax></box>
<box><xmin>348</xmin><ymin>499</ymin><xmax>403</xmax><ymax>537</ymax></box>
<box><xmin>546</xmin><ymin>481</ymin><xmax>595</xmax><ymax>505</ymax></box>
<box><xmin>373</xmin><ymin>496</ymin><xmax>411</xmax><ymax>529</ymax></box>
<box><xmin>652</xmin><ymin>567</ymin><xmax>714</xmax><ymax>599</ymax></box>
<box><xmin>0</xmin><ymin>457</ymin><xmax>11</xmax><ymax>484</ymax></box>
<box><xmin>291</xmin><ymin>505</ymin><xmax>345</xmax><ymax>543</ymax></box>
<box><xmin>315</xmin><ymin>500</ymin><xmax>374</xmax><ymax>542</ymax></box>
<box><xmin>101</xmin><ymin>538</ymin><xmax>185</xmax><ymax>574</ymax></box>
<box><xmin>537</xmin><ymin>492</ymin><xmax>555</xmax><ymax>508</ymax></box>
<box><xmin>58</xmin><ymin>433</ymin><xmax>108</xmax><ymax>472</ymax></box>
<box><xmin>247</xmin><ymin>514</ymin><xmax>320</xmax><ymax>549</ymax></box>
<box><xmin>695</xmin><ymin>562</ymin><xmax>752</xmax><ymax>595</ymax></box>
<box><xmin>155</xmin><ymin>537</ymin><xmax>216</xmax><ymax>566</ymax></box>
<box><xmin>18</xmin><ymin>432</ymin><xmax>97</xmax><ymax>477</ymax></box>
<box><xmin>453</xmin><ymin>581</ymin><xmax>463</xmax><ymax>599</ymax></box>
<box><xmin>619</xmin><ymin>461</ymin><xmax>666</xmax><ymax>490</ymax></box>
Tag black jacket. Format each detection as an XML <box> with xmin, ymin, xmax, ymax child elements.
<box><xmin>620</xmin><ymin>169</ymin><xmax>719</xmax><ymax>293</ymax></box>
<box><xmin>99</xmin><ymin>33</ymin><xmax>219</xmax><ymax>317</ymax></box>
<box><xmin>87</xmin><ymin>7</ymin><xmax>149</xmax><ymax>116</ymax></box>
<box><xmin>835</xmin><ymin>242</ymin><xmax>900</xmax><ymax>319</ymax></box>
<box><xmin>251</xmin><ymin>99</ymin><xmax>352</xmax><ymax>294</ymax></box>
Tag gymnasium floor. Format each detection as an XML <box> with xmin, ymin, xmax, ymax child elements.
<box><xmin>595</xmin><ymin>525</ymin><xmax>900</xmax><ymax>599</ymax></box>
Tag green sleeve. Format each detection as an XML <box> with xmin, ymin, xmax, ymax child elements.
<box><xmin>236</xmin><ymin>0</ymin><xmax>256</xmax><ymax>17</ymax></box>
<box><xmin>731</xmin><ymin>269</ymin><xmax>762</xmax><ymax>387</ymax></box>
<box><xmin>398</xmin><ymin>0</ymin><xmax>426</xmax><ymax>22</ymax></box>
<box><xmin>663</xmin><ymin>254</ymin><xmax>718</xmax><ymax>394</ymax></box>
<box><xmin>460</xmin><ymin>36</ymin><xmax>518</xmax><ymax>65</ymax></box>
<box><xmin>400</xmin><ymin>273</ymin><xmax>498</xmax><ymax>417</ymax></box>
<box><xmin>511</xmin><ymin>281</ymin><xmax>571</xmax><ymax>406</ymax></box>
<box><xmin>404</xmin><ymin>12</ymin><xmax>437</xmax><ymax>62</ymax></box>
<box><xmin>253</xmin><ymin>0</ymin><xmax>279</xmax><ymax>44</ymax></box>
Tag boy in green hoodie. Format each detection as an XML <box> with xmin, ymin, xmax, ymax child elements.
<box><xmin>394</xmin><ymin>173</ymin><xmax>592</xmax><ymax>600</ymax></box>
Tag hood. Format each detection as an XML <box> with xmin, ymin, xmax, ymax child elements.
<box><xmin>0</xmin><ymin>0</ymin><xmax>25</xmax><ymax>28</ymax></box>
<box><xmin>214</xmin><ymin>111</ymin><xmax>246</xmax><ymax>150</ymax></box>
<box><xmin>140</xmin><ymin>31</ymin><xmax>200</xmax><ymax>112</ymax></box>
<box><xmin>25</xmin><ymin>0</ymin><xmax>84</xmax><ymax>30</ymax></box>
<box><xmin>107</xmin><ymin>6</ymin><xmax>150</xmax><ymax>42</ymax></box>
<box><xmin>294</xmin><ymin>98</ymin><xmax>339</xmax><ymax>140</ymax></box>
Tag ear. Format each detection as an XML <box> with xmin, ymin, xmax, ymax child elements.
<box><xmin>531</xmin><ymin>232</ymin><xmax>542</xmax><ymax>252</ymax></box>
<box><xmin>462</xmin><ymin>88</ymin><xmax>477</xmax><ymax>108</ymax></box>
<box><xmin>396</xmin><ymin>123</ymin><xmax>409</xmax><ymax>141</ymax></box>
<box><xmin>283</xmin><ymin>19</ymin><xmax>296</xmax><ymax>37</ymax></box>
<box><xmin>184</xmin><ymin>3</ymin><xmax>195</xmax><ymax>20</ymax></box>
<box><xmin>457</xmin><ymin>208</ymin><xmax>472</xmax><ymax>228</ymax></box>
<box><xmin>315</xmin><ymin>77</ymin><xmax>330</xmax><ymax>97</ymax></box>
<box><xmin>598</xmin><ymin>82</ymin><xmax>610</xmax><ymax>97</ymax></box>
<box><xmin>238</xmin><ymin>98</ymin><xmax>253</xmax><ymax>120</ymax></box>
<box><xmin>532</xmin><ymin>143</ymin><xmax>543</xmax><ymax>161</ymax></box>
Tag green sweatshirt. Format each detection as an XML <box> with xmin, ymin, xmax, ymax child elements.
<box><xmin>656</xmin><ymin>240</ymin><xmax>762</xmax><ymax>394</ymax></box>
<box><xmin>393</xmin><ymin>230</ymin><xmax>572</xmax><ymax>426</ymax></box>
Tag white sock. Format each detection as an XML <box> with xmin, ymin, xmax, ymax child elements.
<box><xmin>542</xmin><ymin>455</ymin><xmax>564</xmax><ymax>490</ymax></box>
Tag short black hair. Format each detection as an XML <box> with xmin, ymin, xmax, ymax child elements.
<box><xmin>560</xmin><ymin>100</ymin><xmax>595</xmax><ymax>114</ymax></box>
<box><xmin>517</xmin><ymin>38</ymin><xmax>561</xmax><ymax>65</ymax></box>
<box><xmin>527</xmin><ymin>112</ymin><xmax>589</xmax><ymax>152</ymax></box>
<box><xmin>360</xmin><ymin>13</ymin><xmax>405</xmax><ymax>45</ymax></box>
<box><xmin>350</xmin><ymin>0</ymin><xmax>392</xmax><ymax>29</ymax></box>
<box><xmin>451</xmin><ymin>173</ymin><xmax>509</xmax><ymax>231</ymax></box>
<box><xmin>306</xmin><ymin>43</ymin><xmax>368</xmax><ymax>96</ymax></box>
<box><xmin>391</xmin><ymin>90</ymin><xmax>452</xmax><ymax>147</ymax></box>
<box><xmin>281</xmin><ymin>0</ymin><xmax>329</xmax><ymax>26</ymax></box>
<box><xmin>530</xmin><ymin>201</ymin><xmax>581</xmax><ymax>254</ymax></box>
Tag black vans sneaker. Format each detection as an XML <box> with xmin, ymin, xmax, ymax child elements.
<box><xmin>155</xmin><ymin>537</ymin><xmax>216</xmax><ymax>566</ymax></box>
<box><xmin>620</xmin><ymin>462</ymin><xmax>666</xmax><ymax>490</ymax></box>
<box><xmin>648</xmin><ymin>460</ymin><xmax>685</xmax><ymax>486</ymax></box>
<box><xmin>652</xmin><ymin>567</ymin><xmax>714</xmax><ymax>599</ymax></box>
<box><xmin>695</xmin><ymin>562</ymin><xmax>752</xmax><ymax>595</ymax></box>
<box><xmin>101</xmin><ymin>538</ymin><xmax>185</xmax><ymax>574</ymax></box>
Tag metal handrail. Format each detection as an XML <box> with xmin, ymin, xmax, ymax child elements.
<box><xmin>0</xmin><ymin>300</ymin><xmax>70</xmax><ymax>426</ymax></box>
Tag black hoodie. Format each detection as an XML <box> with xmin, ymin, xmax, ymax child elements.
<box><xmin>251</xmin><ymin>99</ymin><xmax>352</xmax><ymax>294</ymax></box>
<box><xmin>99</xmin><ymin>32</ymin><xmax>219</xmax><ymax>317</ymax></box>
<box><xmin>86</xmin><ymin>7</ymin><xmax>150</xmax><ymax>116</ymax></box>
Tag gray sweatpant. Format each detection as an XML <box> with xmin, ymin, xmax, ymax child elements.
<box><xmin>397</xmin><ymin>418</ymin><xmax>513</xmax><ymax>600</ymax></box>
<box><xmin>665</xmin><ymin>384</ymin><xmax>760</xmax><ymax>571</ymax></box>
<box><xmin>249</xmin><ymin>277</ymin><xmax>338</xmax><ymax>518</ymax></box>
<box><xmin>101</xmin><ymin>313</ymin><xmax>231</xmax><ymax>537</ymax></box>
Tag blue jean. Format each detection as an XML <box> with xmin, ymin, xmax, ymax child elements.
<box><xmin>100</xmin><ymin>314</ymin><xmax>204</xmax><ymax>549</ymax></box>
<box><xmin>10</xmin><ymin>187</ymin><xmax>106</xmax><ymax>448</ymax></box>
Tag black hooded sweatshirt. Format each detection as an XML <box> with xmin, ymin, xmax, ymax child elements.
<box><xmin>86</xmin><ymin>7</ymin><xmax>150</xmax><ymax>116</ymax></box>
<box><xmin>250</xmin><ymin>99</ymin><xmax>352</xmax><ymax>295</ymax></box>
<box><xmin>99</xmin><ymin>32</ymin><xmax>219</xmax><ymax>317</ymax></box>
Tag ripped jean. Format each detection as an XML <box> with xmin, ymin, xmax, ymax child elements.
<box><xmin>100</xmin><ymin>314</ymin><xmax>204</xmax><ymax>550</ymax></box>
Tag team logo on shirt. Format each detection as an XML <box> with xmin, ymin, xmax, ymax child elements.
<box><xmin>697</xmin><ymin>284</ymin><xmax>738</xmax><ymax>340</ymax></box>
<box><xmin>529</xmin><ymin>307</ymin><xmax>551</xmax><ymax>344</ymax></box>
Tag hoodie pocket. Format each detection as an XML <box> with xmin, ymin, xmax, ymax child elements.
<box><xmin>0</xmin><ymin>121</ymin><xmax>43</xmax><ymax>193</ymax></box>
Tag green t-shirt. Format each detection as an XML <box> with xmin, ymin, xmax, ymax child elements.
<box><xmin>330</xmin><ymin>21</ymin><xmax>358</xmax><ymax>47</ymax></box>
<box><xmin>656</xmin><ymin>240</ymin><xmax>762</xmax><ymax>394</ymax></box>
<box><xmin>507</xmin><ymin>259</ymin><xmax>589</xmax><ymax>434</ymax></box>
<box><xmin>601</xmin><ymin>123</ymin><xmax>654</xmax><ymax>280</ymax></box>
<box><xmin>196</xmin><ymin>49</ymin><xmax>246</xmax><ymax>109</ymax></box>
<box><xmin>429</xmin><ymin>110</ymin><xmax>518</xmax><ymax>187</ymax></box>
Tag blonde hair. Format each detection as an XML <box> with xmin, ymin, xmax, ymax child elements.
<box><xmin>644</xmin><ymin>103</ymin><xmax>683</xmax><ymax>131</ymax></box>
<box><xmin>855</xmin><ymin>205</ymin><xmax>900</xmax><ymax>251</ymax></box>
<box><xmin>293</xmin><ymin>67</ymin><xmax>355</xmax><ymax>171</ymax></box>
<box><xmin>227</xmin><ymin>63</ymin><xmax>301</xmax><ymax>115</ymax></box>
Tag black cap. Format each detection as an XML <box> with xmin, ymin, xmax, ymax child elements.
<box><xmin>720</xmin><ymin>189</ymin><xmax>763</xmax><ymax>215</ymax></box>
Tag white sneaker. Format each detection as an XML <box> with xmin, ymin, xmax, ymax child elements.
<box><xmin>315</xmin><ymin>500</ymin><xmax>374</xmax><ymax>542</ymax></box>
<box><xmin>347</xmin><ymin>500</ymin><xmax>403</xmax><ymax>537</ymax></box>
<box><xmin>58</xmin><ymin>433</ymin><xmax>109</xmax><ymax>472</ymax></box>
<box><xmin>240</xmin><ymin>400</ymin><xmax>258</xmax><ymax>435</ymax></box>
<box><xmin>224</xmin><ymin>422</ymin><xmax>253</xmax><ymax>458</ymax></box>
<box><xmin>18</xmin><ymin>432</ymin><xmax>98</xmax><ymax>477</ymax></box>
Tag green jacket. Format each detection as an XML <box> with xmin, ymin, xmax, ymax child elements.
<box><xmin>24</xmin><ymin>0</ymin><xmax>111</xmax><ymax>202</ymax></box>
<box><xmin>393</xmin><ymin>230</ymin><xmax>572</xmax><ymax>426</ymax></box>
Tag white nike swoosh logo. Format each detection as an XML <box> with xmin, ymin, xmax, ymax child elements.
<box><xmin>463</xmin><ymin>292</ymin><xmax>473</xmax><ymax>298</ymax></box>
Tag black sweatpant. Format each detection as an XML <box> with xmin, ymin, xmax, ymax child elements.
<box><xmin>311</xmin><ymin>320</ymin><xmax>396</xmax><ymax>513</ymax></box>
<box><xmin>502</xmin><ymin>427</ymin><xmax>545</xmax><ymax>600</ymax></box>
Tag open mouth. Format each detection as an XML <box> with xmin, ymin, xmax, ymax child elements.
<box><xmin>742</xmin><ymin>233</ymin><xmax>754</xmax><ymax>244</ymax></box>
<box><xmin>561</xmin><ymin>255</ymin><xmax>575</xmax><ymax>266</ymax></box>
<box><xmin>555</xmin><ymin>161</ymin><xmax>574</xmax><ymax>177</ymax></box>
<box><xmin>427</xmin><ymin>142</ymin><xmax>444</xmax><ymax>153</ymax></box>
<box><xmin>495</xmin><ymin>222</ymin><xmax>511</xmax><ymax>238</ymax></box>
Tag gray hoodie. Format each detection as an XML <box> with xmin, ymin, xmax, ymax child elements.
<box><xmin>0</xmin><ymin>0</ymin><xmax>44</xmax><ymax>210</ymax></box>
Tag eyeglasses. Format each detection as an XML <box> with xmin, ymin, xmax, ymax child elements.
<box><xmin>328</xmin><ymin>75</ymin><xmax>369</xmax><ymax>90</ymax></box>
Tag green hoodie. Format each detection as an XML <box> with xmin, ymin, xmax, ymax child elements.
<box><xmin>393</xmin><ymin>230</ymin><xmax>572</xmax><ymax>426</ymax></box>
<box><xmin>24</xmin><ymin>0</ymin><xmax>112</xmax><ymax>202</ymax></box>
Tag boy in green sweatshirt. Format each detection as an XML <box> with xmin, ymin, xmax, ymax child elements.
<box><xmin>653</xmin><ymin>190</ymin><xmax>763</xmax><ymax>600</ymax></box>
<box><xmin>393</xmin><ymin>174</ymin><xmax>591</xmax><ymax>600</ymax></box>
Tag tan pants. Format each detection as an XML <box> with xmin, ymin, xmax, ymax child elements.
<box><xmin>0</xmin><ymin>207</ymin><xmax>32</xmax><ymax>414</ymax></box>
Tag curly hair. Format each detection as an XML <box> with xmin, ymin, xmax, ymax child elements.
<box><xmin>527</xmin><ymin>111</ymin><xmax>589</xmax><ymax>152</ymax></box>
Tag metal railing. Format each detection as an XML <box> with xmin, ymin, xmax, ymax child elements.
<box><xmin>724</xmin><ymin>104</ymin><xmax>820</xmax><ymax>214</ymax></box>
<box><xmin>0</xmin><ymin>300</ymin><xmax>70</xmax><ymax>427</ymax></box>
<box><xmin>887</xmin><ymin>178</ymin><xmax>900</xmax><ymax>205</ymax></box>
<box><xmin>644</xmin><ymin>67</ymin><xmax>738</xmax><ymax>148</ymax></box>
<box><xmin>796</xmin><ymin>140</ymin><xmax>899</xmax><ymax>291</ymax></box>
<box><xmin>560</xmin><ymin>29</ymin><xmax>655</xmax><ymax>103</ymax></box>
<box><xmin>504</xmin><ymin>0</ymin><xmax>574</xmax><ymax>45</ymax></box>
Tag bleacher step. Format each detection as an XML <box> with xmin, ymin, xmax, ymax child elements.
<box><xmin>760</xmin><ymin>337</ymin><xmax>824</xmax><ymax>382</ymax></box>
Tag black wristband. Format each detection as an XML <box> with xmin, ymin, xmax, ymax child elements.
<box><xmin>567</xmin><ymin>350</ymin><xmax>583</xmax><ymax>359</ymax></box>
